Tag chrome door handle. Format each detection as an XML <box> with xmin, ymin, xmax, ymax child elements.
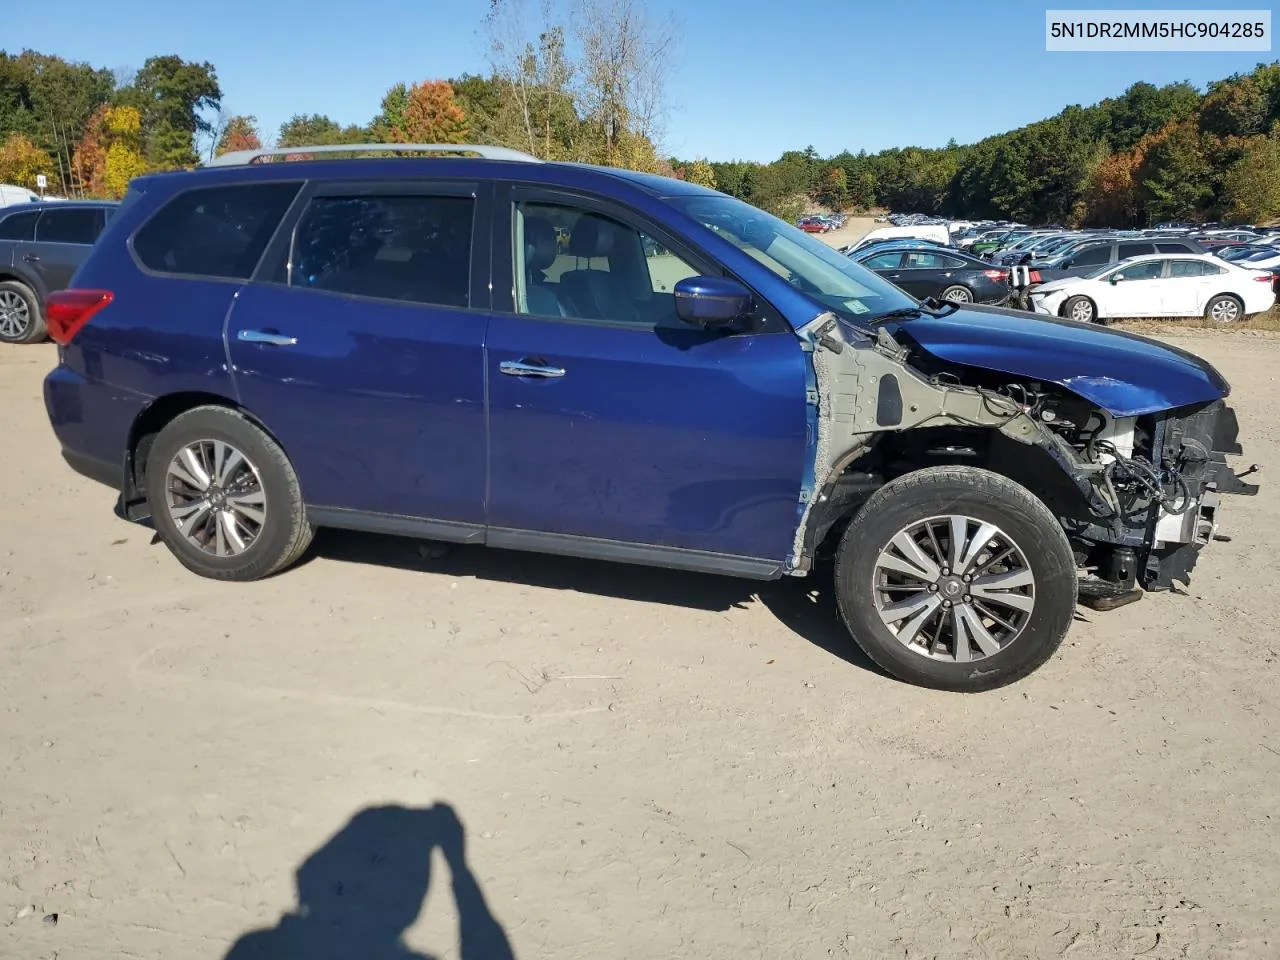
<box><xmin>500</xmin><ymin>359</ymin><xmax>565</xmax><ymax>378</ymax></box>
<box><xmin>238</xmin><ymin>329</ymin><xmax>297</xmax><ymax>346</ymax></box>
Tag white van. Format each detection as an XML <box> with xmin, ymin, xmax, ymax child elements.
<box><xmin>0</xmin><ymin>184</ymin><xmax>40</xmax><ymax>207</ymax></box>
<box><xmin>846</xmin><ymin>224</ymin><xmax>950</xmax><ymax>251</ymax></box>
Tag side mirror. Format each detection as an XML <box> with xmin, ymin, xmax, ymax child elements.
<box><xmin>1062</xmin><ymin>258</ymin><xmax>1074</xmax><ymax>267</ymax></box>
<box><xmin>1110</xmin><ymin>273</ymin><xmax>1124</xmax><ymax>284</ymax></box>
<box><xmin>673</xmin><ymin>276</ymin><xmax>752</xmax><ymax>327</ymax></box>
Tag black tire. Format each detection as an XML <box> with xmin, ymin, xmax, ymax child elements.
<box><xmin>1204</xmin><ymin>294</ymin><xmax>1243</xmax><ymax>323</ymax></box>
<box><xmin>0</xmin><ymin>280</ymin><xmax>46</xmax><ymax>344</ymax></box>
<box><xmin>1060</xmin><ymin>295</ymin><xmax>1096</xmax><ymax>324</ymax></box>
<box><xmin>833</xmin><ymin>466</ymin><xmax>1077</xmax><ymax>692</ymax></box>
<box><xmin>939</xmin><ymin>284</ymin><xmax>973</xmax><ymax>303</ymax></box>
<box><xmin>145</xmin><ymin>406</ymin><xmax>313</xmax><ymax>581</ymax></box>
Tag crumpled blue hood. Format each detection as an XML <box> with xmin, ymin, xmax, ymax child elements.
<box><xmin>882</xmin><ymin>304</ymin><xmax>1230</xmax><ymax>417</ymax></box>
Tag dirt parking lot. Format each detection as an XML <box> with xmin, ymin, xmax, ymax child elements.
<box><xmin>2</xmin><ymin>333</ymin><xmax>1278</xmax><ymax>959</ymax></box>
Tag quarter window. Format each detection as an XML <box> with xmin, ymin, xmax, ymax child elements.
<box><xmin>290</xmin><ymin>195</ymin><xmax>474</xmax><ymax>308</ymax></box>
<box><xmin>133</xmin><ymin>182</ymin><xmax>301</xmax><ymax>279</ymax></box>
<box><xmin>0</xmin><ymin>210</ymin><xmax>39</xmax><ymax>241</ymax></box>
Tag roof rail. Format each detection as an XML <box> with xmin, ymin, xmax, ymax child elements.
<box><xmin>204</xmin><ymin>143</ymin><xmax>543</xmax><ymax>167</ymax></box>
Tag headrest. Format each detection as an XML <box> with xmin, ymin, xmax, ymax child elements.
<box><xmin>568</xmin><ymin>215</ymin><xmax>616</xmax><ymax>258</ymax></box>
<box><xmin>524</xmin><ymin>217</ymin><xmax>558</xmax><ymax>273</ymax></box>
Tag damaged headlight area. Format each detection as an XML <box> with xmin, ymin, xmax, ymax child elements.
<box><xmin>792</xmin><ymin>312</ymin><xmax>1258</xmax><ymax>611</ymax></box>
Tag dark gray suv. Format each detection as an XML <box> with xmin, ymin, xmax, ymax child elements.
<box><xmin>0</xmin><ymin>200</ymin><xmax>118</xmax><ymax>344</ymax></box>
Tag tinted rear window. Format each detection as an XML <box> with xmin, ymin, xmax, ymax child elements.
<box><xmin>36</xmin><ymin>207</ymin><xmax>102</xmax><ymax>244</ymax></box>
<box><xmin>133</xmin><ymin>182</ymin><xmax>300</xmax><ymax>279</ymax></box>
<box><xmin>1156</xmin><ymin>242</ymin><xmax>1195</xmax><ymax>253</ymax></box>
<box><xmin>0</xmin><ymin>210</ymin><xmax>40</xmax><ymax>241</ymax></box>
<box><xmin>290</xmin><ymin>194</ymin><xmax>474</xmax><ymax>308</ymax></box>
<box><xmin>1118</xmin><ymin>242</ymin><xmax>1156</xmax><ymax>258</ymax></box>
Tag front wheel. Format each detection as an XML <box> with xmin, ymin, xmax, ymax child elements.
<box><xmin>833</xmin><ymin>466</ymin><xmax>1078</xmax><ymax>692</ymax></box>
<box><xmin>145</xmin><ymin>406</ymin><xmax>314</xmax><ymax>581</ymax></box>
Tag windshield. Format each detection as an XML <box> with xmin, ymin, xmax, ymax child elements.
<box><xmin>669</xmin><ymin>194</ymin><xmax>915</xmax><ymax>322</ymax></box>
<box><xmin>1081</xmin><ymin>260</ymin><xmax>1123</xmax><ymax>279</ymax></box>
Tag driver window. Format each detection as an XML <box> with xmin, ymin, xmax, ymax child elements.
<box><xmin>514</xmin><ymin>201</ymin><xmax>700</xmax><ymax>328</ymax></box>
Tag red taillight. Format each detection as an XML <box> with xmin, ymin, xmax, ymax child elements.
<box><xmin>1253</xmin><ymin>274</ymin><xmax>1274</xmax><ymax>282</ymax></box>
<box><xmin>44</xmin><ymin>289</ymin><xmax>113</xmax><ymax>345</ymax></box>
<box><xmin>1029</xmin><ymin>270</ymin><xmax>1042</xmax><ymax>283</ymax></box>
<box><xmin>983</xmin><ymin>269</ymin><xmax>1007</xmax><ymax>280</ymax></box>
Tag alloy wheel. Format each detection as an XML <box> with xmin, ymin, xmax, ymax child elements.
<box><xmin>1070</xmin><ymin>299</ymin><xmax>1093</xmax><ymax>322</ymax></box>
<box><xmin>1210</xmin><ymin>298</ymin><xmax>1240</xmax><ymax>322</ymax></box>
<box><xmin>0</xmin><ymin>290</ymin><xmax>30</xmax><ymax>340</ymax></box>
<box><xmin>871</xmin><ymin>515</ymin><xmax>1036</xmax><ymax>663</ymax></box>
<box><xmin>943</xmin><ymin>287</ymin><xmax>972</xmax><ymax>303</ymax></box>
<box><xmin>164</xmin><ymin>439</ymin><xmax>267</xmax><ymax>557</ymax></box>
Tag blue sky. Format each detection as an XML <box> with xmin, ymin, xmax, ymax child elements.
<box><xmin>4</xmin><ymin>0</ymin><xmax>1273</xmax><ymax>162</ymax></box>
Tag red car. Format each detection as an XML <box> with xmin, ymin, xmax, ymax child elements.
<box><xmin>798</xmin><ymin>219</ymin><xmax>829</xmax><ymax>233</ymax></box>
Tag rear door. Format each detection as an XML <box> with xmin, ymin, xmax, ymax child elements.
<box><xmin>226</xmin><ymin>179</ymin><xmax>491</xmax><ymax>531</ymax></box>
<box><xmin>19</xmin><ymin>206</ymin><xmax>105</xmax><ymax>291</ymax></box>
<box><xmin>1160</xmin><ymin>259</ymin><xmax>1219</xmax><ymax>315</ymax></box>
<box><xmin>895</xmin><ymin>250</ymin><xmax>968</xmax><ymax>297</ymax></box>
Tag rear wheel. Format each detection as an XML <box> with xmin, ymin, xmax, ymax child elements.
<box><xmin>833</xmin><ymin>466</ymin><xmax>1077</xmax><ymax>692</ymax></box>
<box><xmin>145</xmin><ymin>406</ymin><xmax>313</xmax><ymax>581</ymax></box>
<box><xmin>1061</xmin><ymin>295</ymin><xmax>1096</xmax><ymax>323</ymax></box>
<box><xmin>0</xmin><ymin>281</ymin><xmax>45</xmax><ymax>344</ymax></box>
<box><xmin>1205</xmin><ymin>294</ymin><xmax>1242</xmax><ymax>323</ymax></box>
<box><xmin>940</xmin><ymin>284</ymin><xmax>973</xmax><ymax>303</ymax></box>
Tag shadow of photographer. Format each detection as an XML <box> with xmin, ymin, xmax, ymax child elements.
<box><xmin>223</xmin><ymin>803</ymin><xmax>514</xmax><ymax>960</ymax></box>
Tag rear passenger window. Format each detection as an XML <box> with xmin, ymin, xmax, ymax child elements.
<box><xmin>1071</xmin><ymin>246</ymin><xmax>1111</xmax><ymax>266</ymax></box>
<box><xmin>0</xmin><ymin>210</ymin><xmax>39</xmax><ymax>241</ymax></box>
<box><xmin>1168</xmin><ymin>260</ymin><xmax>1222</xmax><ymax>277</ymax></box>
<box><xmin>1118</xmin><ymin>242</ymin><xmax>1155</xmax><ymax>258</ymax></box>
<box><xmin>133</xmin><ymin>182</ymin><xmax>300</xmax><ymax>280</ymax></box>
<box><xmin>289</xmin><ymin>195</ymin><xmax>473</xmax><ymax>308</ymax></box>
<box><xmin>36</xmin><ymin>208</ymin><xmax>102</xmax><ymax>244</ymax></box>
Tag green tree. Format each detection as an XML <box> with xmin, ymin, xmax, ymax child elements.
<box><xmin>119</xmin><ymin>55</ymin><xmax>222</xmax><ymax>168</ymax></box>
<box><xmin>276</xmin><ymin>114</ymin><xmax>367</xmax><ymax>148</ymax></box>
<box><xmin>1140</xmin><ymin>121</ymin><xmax>1215</xmax><ymax>222</ymax></box>
<box><xmin>1200</xmin><ymin>73</ymin><xmax>1270</xmax><ymax>139</ymax></box>
<box><xmin>370</xmin><ymin>83</ymin><xmax>410</xmax><ymax>142</ymax></box>
<box><xmin>817</xmin><ymin>166</ymin><xmax>849</xmax><ymax>209</ymax></box>
<box><xmin>1223</xmin><ymin>133</ymin><xmax>1280</xmax><ymax>222</ymax></box>
<box><xmin>0</xmin><ymin>50</ymin><xmax>114</xmax><ymax>161</ymax></box>
<box><xmin>1104</xmin><ymin>81</ymin><xmax>1200</xmax><ymax>150</ymax></box>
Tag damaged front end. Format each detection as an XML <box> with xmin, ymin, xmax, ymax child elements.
<box><xmin>789</xmin><ymin>308</ymin><xmax>1258</xmax><ymax>607</ymax></box>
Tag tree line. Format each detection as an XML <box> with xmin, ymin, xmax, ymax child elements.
<box><xmin>696</xmin><ymin>65</ymin><xmax>1280</xmax><ymax>226</ymax></box>
<box><xmin>3</xmin><ymin>20</ymin><xmax>1278</xmax><ymax>226</ymax></box>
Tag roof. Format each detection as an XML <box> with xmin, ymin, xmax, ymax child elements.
<box><xmin>0</xmin><ymin>199</ymin><xmax>118</xmax><ymax>216</ymax></box>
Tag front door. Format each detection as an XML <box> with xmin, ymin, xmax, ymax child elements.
<box><xmin>226</xmin><ymin>181</ymin><xmax>491</xmax><ymax>530</ymax></box>
<box><xmin>1102</xmin><ymin>259</ymin><xmax>1165</xmax><ymax>318</ymax></box>
<box><xmin>483</xmin><ymin>189</ymin><xmax>810</xmax><ymax>565</ymax></box>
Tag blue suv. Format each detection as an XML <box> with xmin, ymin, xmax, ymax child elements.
<box><xmin>42</xmin><ymin>144</ymin><xmax>1257</xmax><ymax>691</ymax></box>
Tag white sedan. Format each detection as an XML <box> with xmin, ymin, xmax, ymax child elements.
<box><xmin>1029</xmin><ymin>253</ymin><xmax>1276</xmax><ymax>323</ymax></box>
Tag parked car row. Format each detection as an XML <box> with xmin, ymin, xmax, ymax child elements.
<box><xmin>797</xmin><ymin>213</ymin><xmax>848</xmax><ymax>233</ymax></box>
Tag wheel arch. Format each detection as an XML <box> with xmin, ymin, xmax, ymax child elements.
<box><xmin>122</xmin><ymin>391</ymin><xmax>286</xmax><ymax>521</ymax></box>
<box><xmin>800</xmin><ymin>425</ymin><xmax>1095</xmax><ymax>566</ymax></box>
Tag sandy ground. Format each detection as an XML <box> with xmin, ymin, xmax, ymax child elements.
<box><xmin>2</xmin><ymin>332</ymin><xmax>1279</xmax><ymax>960</ymax></box>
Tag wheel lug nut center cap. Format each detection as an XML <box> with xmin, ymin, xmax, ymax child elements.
<box><xmin>937</xmin><ymin>576</ymin><xmax>966</xmax><ymax>599</ymax></box>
